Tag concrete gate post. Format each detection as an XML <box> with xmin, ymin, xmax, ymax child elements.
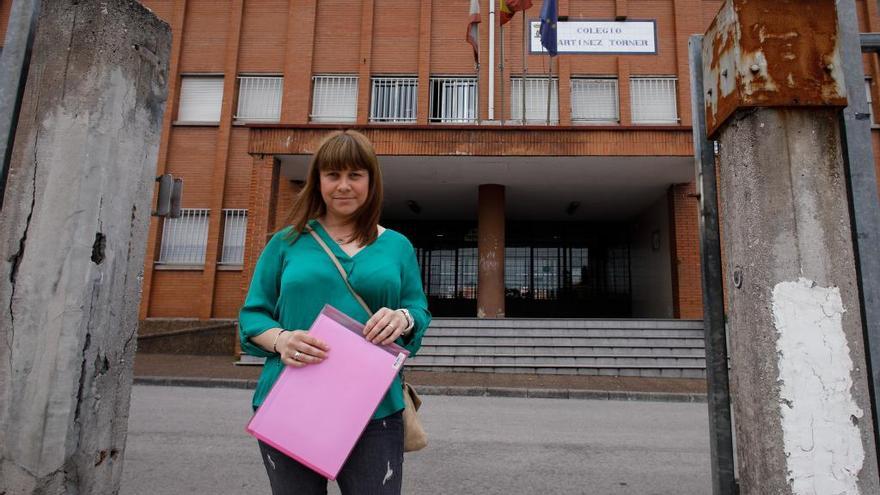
<box><xmin>701</xmin><ymin>1</ymin><xmax>880</xmax><ymax>493</ymax></box>
<box><xmin>0</xmin><ymin>1</ymin><xmax>170</xmax><ymax>493</ymax></box>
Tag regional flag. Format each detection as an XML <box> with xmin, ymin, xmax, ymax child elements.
<box><xmin>467</xmin><ymin>0</ymin><xmax>481</xmax><ymax>64</ymax></box>
<box><xmin>499</xmin><ymin>0</ymin><xmax>533</xmax><ymax>26</ymax></box>
<box><xmin>539</xmin><ymin>0</ymin><xmax>558</xmax><ymax>56</ymax></box>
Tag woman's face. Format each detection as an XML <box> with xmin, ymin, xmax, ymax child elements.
<box><xmin>319</xmin><ymin>166</ymin><xmax>370</xmax><ymax>221</ymax></box>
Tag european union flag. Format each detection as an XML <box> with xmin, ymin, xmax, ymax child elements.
<box><xmin>539</xmin><ymin>0</ymin><xmax>558</xmax><ymax>56</ymax></box>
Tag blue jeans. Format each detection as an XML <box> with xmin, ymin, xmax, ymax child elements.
<box><xmin>259</xmin><ymin>411</ymin><xmax>404</xmax><ymax>495</ymax></box>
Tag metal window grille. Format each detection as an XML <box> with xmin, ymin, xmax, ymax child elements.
<box><xmin>178</xmin><ymin>76</ymin><xmax>224</xmax><ymax>122</ymax></box>
<box><xmin>457</xmin><ymin>247</ymin><xmax>478</xmax><ymax>299</ymax></box>
<box><xmin>429</xmin><ymin>77</ymin><xmax>478</xmax><ymax>123</ymax></box>
<box><xmin>630</xmin><ymin>77</ymin><xmax>678</xmax><ymax>124</ymax></box>
<box><xmin>370</xmin><ymin>77</ymin><xmax>418</xmax><ymax>123</ymax></box>
<box><xmin>510</xmin><ymin>77</ymin><xmax>559</xmax><ymax>124</ymax></box>
<box><xmin>569</xmin><ymin>248</ymin><xmax>589</xmax><ymax>286</ymax></box>
<box><xmin>533</xmin><ymin>247</ymin><xmax>560</xmax><ymax>300</ymax></box>
<box><xmin>220</xmin><ymin>209</ymin><xmax>247</xmax><ymax>265</ymax></box>
<box><xmin>866</xmin><ymin>78</ymin><xmax>875</xmax><ymax>124</ymax></box>
<box><xmin>235</xmin><ymin>76</ymin><xmax>282</xmax><ymax>122</ymax></box>
<box><xmin>571</xmin><ymin>78</ymin><xmax>619</xmax><ymax>123</ymax></box>
<box><xmin>311</xmin><ymin>75</ymin><xmax>358</xmax><ymax>123</ymax></box>
<box><xmin>427</xmin><ymin>248</ymin><xmax>456</xmax><ymax>298</ymax></box>
<box><xmin>504</xmin><ymin>247</ymin><xmax>532</xmax><ymax>298</ymax></box>
<box><xmin>158</xmin><ymin>209</ymin><xmax>210</xmax><ymax>265</ymax></box>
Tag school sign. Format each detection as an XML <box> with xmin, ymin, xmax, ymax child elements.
<box><xmin>529</xmin><ymin>20</ymin><xmax>657</xmax><ymax>55</ymax></box>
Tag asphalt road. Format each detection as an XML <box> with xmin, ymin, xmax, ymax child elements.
<box><xmin>120</xmin><ymin>385</ymin><xmax>711</xmax><ymax>494</ymax></box>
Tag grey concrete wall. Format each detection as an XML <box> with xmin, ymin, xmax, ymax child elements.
<box><xmin>717</xmin><ymin>108</ymin><xmax>880</xmax><ymax>494</ymax></box>
<box><xmin>0</xmin><ymin>1</ymin><xmax>170</xmax><ymax>493</ymax></box>
<box><xmin>629</xmin><ymin>193</ymin><xmax>674</xmax><ymax>318</ymax></box>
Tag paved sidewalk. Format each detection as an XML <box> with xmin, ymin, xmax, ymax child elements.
<box><xmin>134</xmin><ymin>353</ymin><xmax>708</xmax><ymax>402</ymax></box>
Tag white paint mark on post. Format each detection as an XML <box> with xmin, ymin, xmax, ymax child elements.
<box><xmin>382</xmin><ymin>461</ymin><xmax>393</xmax><ymax>485</ymax></box>
<box><xmin>773</xmin><ymin>277</ymin><xmax>864</xmax><ymax>495</ymax></box>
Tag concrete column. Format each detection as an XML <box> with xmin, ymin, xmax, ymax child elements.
<box><xmin>703</xmin><ymin>1</ymin><xmax>880</xmax><ymax>492</ymax></box>
<box><xmin>0</xmin><ymin>1</ymin><xmax>170</xmax><ymax>492</ymax></box>
<box><xmin>477</xmin><ymin>184</ymin><xmax>505</xmax><ymax>318</ymax></box>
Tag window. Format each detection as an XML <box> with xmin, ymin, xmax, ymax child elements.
<box><xmin>571</xmin><ymin>78</ymin><xmax>619</xmax><ymax>123</ymax></box>
<box><xmin>220</xmin><ymin>209</ymin><xmax>247</xmax><ymax>265</ymax></box>
<box><xmin>866</xmin><ymin>78</ymin><xmax>875</xmax><ymax>124</ymax></box>
<box><xmin>630</xmin><ymin>77</ymin><xmax>678</xmax><ymax>124</ymax></box>
<box><xmin>429</xmin><ymin>77</ymin><xmax>478</xmax><ymax>123</ymax></box>
<box><xmin>510</xmin><ymin>77</ymin><xmax>559</xmax><ymax>124</ymax></box>
<box><xmin>370</xmin><ymin>77</ymin><xmax>418</xmax><ymax>123</ymax></box>
<box><xmin>235</xmin><ymin>76</ymin><xmax>282</xmax><ymax>122</ymax></box>
<box><xmin>311</xmin><ymin>75</ymin><xmax>358</xmax><ymax>123</ymax></box>
<box><xmin>178</xmin><ymin>76</ymin><xmax>224</xmax><ymax>122</ymax></box>
<box><xmin>158</xmin><ymin>209</ymin><xmax>210</xmax><ymax>265</ymax></box>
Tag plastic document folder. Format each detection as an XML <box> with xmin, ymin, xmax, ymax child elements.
<box><xmin>246</xmin><ymin>304</ymin><xmax>409</xmax><ymax>480</ymax></box>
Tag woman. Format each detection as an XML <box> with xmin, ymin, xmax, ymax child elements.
<box><xmin>239</xmin><ymin>130</ymin><xmax>430</xmax><ymax>495</ymax></box>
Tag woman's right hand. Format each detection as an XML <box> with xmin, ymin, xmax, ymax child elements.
<box><xmin>278</xmin><ymin>330</ymin><xmax>330</xmax><ymax>368</ymax></box>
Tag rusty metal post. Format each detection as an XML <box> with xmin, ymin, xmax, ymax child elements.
<box><xmin>701</xmin><ymin>0</ymin><xmax>880</xmax><ymax>493</ymax></box>
<box><xmin>689</xmin><ymin>34</ymin><xmax>738</xmax><ymax>495</ymax></box>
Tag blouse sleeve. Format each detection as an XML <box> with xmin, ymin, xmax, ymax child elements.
<box><xmin>399</xmin><ymin>244</ymin><xmax>431</xmax><ymax>356</ymax></box>
<box><xmin>238</xmin><ymin>229</ymin><xmax>290</xmax><ymax>357</ymax></box>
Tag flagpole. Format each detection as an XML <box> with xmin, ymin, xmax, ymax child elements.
<box><xmin>500</xmin><ymin>23</ymin><xmax>505</xmax><ymax>124</ymax></box>
<box><xmin>546</xmin><ymin>55</ymin><xmax>552</xmax><ymax>125</ymax></box>
<box><xmin>522</xmin><ymin>13</ymin><xmax>528</xmax><ymax>125</ymax></box>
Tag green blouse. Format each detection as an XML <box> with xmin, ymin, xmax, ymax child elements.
<box><xmin>239</xmin><ymin>219</ymin><xmax>431</xmax><ymax>419</ymax></box>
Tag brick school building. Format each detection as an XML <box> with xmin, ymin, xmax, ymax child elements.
<box><xmin>3</xmin><ymin>0</ymin><xmax>879</xmax><ymax>329</ymax></box>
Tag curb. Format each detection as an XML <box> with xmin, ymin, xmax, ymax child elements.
<box><xmin>134</xmin><ymin>376</ymin><xmax>707</xmax><ymax>403</ymax></box>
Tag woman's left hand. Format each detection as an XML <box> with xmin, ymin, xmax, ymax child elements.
<box><xmin>363</xmin><ymin>307</ymin><xmax>408</xmax><ymax>345</ymax></box>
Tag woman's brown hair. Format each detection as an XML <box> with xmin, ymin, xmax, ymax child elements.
<box><xmin>284</xmin><ymin>130</ymin><xmax>383</xmax><ymax>247</ymax></box>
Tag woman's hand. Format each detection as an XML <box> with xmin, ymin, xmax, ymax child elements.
<box><xmin>278</xmin><ymin>330</ymin><xmax>330</xmax><ymax>368</ymax></box>
<box><xmin>363</xmin><ymin>307</ymin><xmax>409</xmax><ymax>345</ymax></box>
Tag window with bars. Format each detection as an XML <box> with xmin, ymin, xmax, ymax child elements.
<box><xmin>311</xmin><ymin>75</ymin><xmax>358</xmax><ymax>123</ymax></box>
<box><xmin>220</xmin><ymin>209</ymin><xmax>247</xmax><ymax>265</ymax></box>
<box><xmin>457</xmin><ymin>247</ymin><xmax>478</xmax><ymax>299</ymax></box>
<box><xmin>158</xmin><ymin>209</ymin><xmax>210</xmax><ymax>265</ymax></box>
<box><xmin>429</xmin><ymin>77</ymin><xmax>478</xmax><ymax>123</ymax></box>
<box><xmin>178</xmin><ymin>76</ymin><xmax>224</xmax><ymax>122</ymax></box>
<box><xmin>571</xmin><ymin>78</ymin><xmax>619</xmax><ymax>123</ymax></box>
<box><xmin>510</xmin><ymin>77</ymin><xmax>559</xmax><ymax>124</ymax></box>
<box><xmin>427</xmin><ymin>249</ymin><xmax>457</xmax><ymax>298</ymax></box>
<box><xmin>370</xmin><ymin>77</ymin><xmax>418</xmax><ymax>123</ymax></box>
<box><xmin>235</xmin><ymin>76</ymin><xmax>282</xmax><ymax>122</ymax></box>
<box><xmin>630</xmin><ymin>77</ymin><xmax>678</xmax><ymax>124</ymax></box>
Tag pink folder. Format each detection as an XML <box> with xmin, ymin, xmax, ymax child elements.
<box><xmin>246</xmin><ymin>304</ymin><xmax>409</xmax><ymax>480</ymax></box>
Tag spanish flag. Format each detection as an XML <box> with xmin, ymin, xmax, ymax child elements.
<box><xmin>467</xmin><ymin>0</ymin><xmax>481</xmax><ymax>64</ymax></box>
<box><xmin>499</xmin><ymin>0</ymin><xmax>533</xmax><ymax>26</ymax></box>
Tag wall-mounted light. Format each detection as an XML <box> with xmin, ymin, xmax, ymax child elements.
<box><xmin>406</xmin><ymin>200</ymin><xmax>421</xmax><ymax>214</ymax></box>
<box><xmin>565</xmin><ymin>201</ymin><xmax>580</xmax><ymax>215</ymax></box>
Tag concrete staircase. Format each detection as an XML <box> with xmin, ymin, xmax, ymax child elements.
<box><xmin>407</xmin><ymin>319</ymin><xmax>706</xmax><ymax>378</ymax></box>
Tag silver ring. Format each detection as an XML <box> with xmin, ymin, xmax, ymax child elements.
<box><xmin>293</xmin><ymin>351</ymin><xmax>301</xmax><ymax>361</ymax></box>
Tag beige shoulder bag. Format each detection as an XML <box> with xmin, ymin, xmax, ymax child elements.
<box><xmin>307</xmin><ymin>227</ymin><xmax>428</xmax><ymax>453</ymax></box>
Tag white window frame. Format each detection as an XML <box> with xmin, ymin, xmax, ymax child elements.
<box><xmin>570</xmin><ymin>77</ymin><xmax>619</xmax><ymax>124</ymax></box>
<box><xmin>866</xmin><ymin>77</ymin><xmax>875</xmax><ymax>125</ymax></box>
<box><xmin>235</xmin><ymin>75</ymin><xmax>282</xmax><ymax>122</ymax></box>
<box><xmin>510</xmin><ymin>77</ymin><xmax>559</xmax><ymax>124</ymax></box>
<box><xmin>157</xmin><ymin>208</ymin><xmax>210</xmax><ymax>266</ymax></box>
<box><xmin>370</xmin><ymin>76</ymin><xmax>418</xmax><ymax>123</ymax></box>
<box><xmin>429</xmin><ymin>77</ymin><xmax>478</xmax><ymax>123</ymax></box>
<box><xmin>310</xmin><ymin>75</ymin><xmax>358</xmax><ymax>123</ymax></box>
<box><xmin>219</xmin><ymin>209</ymin><xmax>247</xmax><ymax>265</ymax></box>
<box><xmin>630</xmin><ymin>77</ymin><xmax>679</xmax><ymax>124</ymax></box>
<box><xmin>177</xmin><ymin>75</ymin><xmax>224</xmax><ymax>123</ymax></box>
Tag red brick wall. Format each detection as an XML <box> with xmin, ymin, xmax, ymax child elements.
<box><xmin>669</xmin><ymin>183</ymin><xmax>703</xmax><ymax>318</ymax></box>
<box><xmin>179</xmin><ymin>0</ymin><xmax>230</xmax><ymax>73</ymax></box>
<box><xmin>0</xmin><ymin>1</ymin><xmax>12</xmax><ymax>46</ymax></box>
<box><xmin>313</xmin><ymin>0</ymin><xmax>362</xmax><ymax>73</ymax></box>
<box><xmin>372</xmin><ymin>0</ymin><xmax>420</xmax><ymax>74</ymax></box>
<box><xmin>214</xmin><ymin>270</ymin><xmax>244</xmax><ymax>318</ymax></box>
<box><xmin>223</xmin><ymin>128</ymin><xmax>251</xmax><ymax>209</ymax></box>
<box><xmin>430</xmin><ymin>0</ymin><xmax>475</xmax><ymax>74</ymax></box>
<box><xmin>165</xmin><ymin>127</ymin><xmax>218</xmax><ymax>207</ymax></box>
<box><xmin>149</xmin><ymin>270</ymin><xmax>205</xmax><ymax>317</ymax></box>
<box><xmin>238</xmin><ymin>0</ymin><xmax>288</xmax><ymax>74</ymax></box>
